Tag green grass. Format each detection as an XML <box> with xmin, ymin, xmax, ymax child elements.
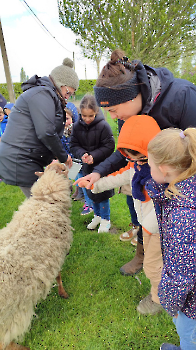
<box><xmin>0</xmin><ymin>109</ymin><xmax>178</xmax><ymax>350</ymax></box>
<box><xmin>103</xmin><ymin>111</ymin><xmax>119</xmax><ymax>147</ymax></box>
<box><xmin>0</xmin><ymin>181</ymin><xmax>180</xmax><ymax>350</ymax></box>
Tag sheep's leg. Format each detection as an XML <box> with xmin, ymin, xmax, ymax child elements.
<box><xmin>0</xmin><ymin>342</ymin><xmax>30</xmax><ymax>350</ymax></box>
<box><xmin>56</xmin><ymin>272</ymin><xmax>69</xmax><ymax>299</ymax></box>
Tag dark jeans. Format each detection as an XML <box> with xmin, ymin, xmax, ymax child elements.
<box><xmin>126</xmin><ymin>195</ymin><xmax>139</xmax><ymax>226</ymax></box>
<box><xmin>126</xmin><ymin>195</ymin><xmax>143</xmax><ymax>245</ymax></box>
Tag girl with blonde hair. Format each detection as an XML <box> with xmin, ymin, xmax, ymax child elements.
<box><xmin>147</xmin><ymin>128</ymin><xmax>196</xmax><ymax>350</ymax></box>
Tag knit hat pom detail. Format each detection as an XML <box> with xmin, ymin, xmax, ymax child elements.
<box><xmin>50</xmin><ymin>58</ymin><xmax>79</xmax><ymax>91</ymax></box>
<box><xmin>63</xmin><ymin>58</ymin><xmax>74</xmax><ymax>68</ymax></box>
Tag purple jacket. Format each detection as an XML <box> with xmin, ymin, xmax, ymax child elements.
<box><xmin>146</xmin><ymin>176</ymin><xmax>196</xmax><ymax>319</ymax></box>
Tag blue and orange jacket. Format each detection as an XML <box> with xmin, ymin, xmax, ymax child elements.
<box><xmin>91</xmin><ymin>115</ymin><xmax>161</xmax><ymax>234</ymax></box>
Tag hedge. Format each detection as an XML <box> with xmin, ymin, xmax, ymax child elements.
<box><xmin>180</xmin><ymin>71</ymin><xmax>196</xmax><ymax>85</ymax></box>
<box><xmin>0</xmin><ymin>79</ymin><xmax>97</xmax><ymax>102</ymax></box>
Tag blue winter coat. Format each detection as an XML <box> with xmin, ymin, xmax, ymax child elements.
<box><xmin>0</xmin><ymin>116</ymin><xmax>8</xmax><ymax>136</ymax></box>
<box><xmin>61</xmin><ymin>102</ymin><xmax>79</xmax><ymax>157</ymax></box>
<box><xmin>146</xmin><ymin>177</ymin><xmax>196</xmax><ymax>319</ymax></box>
<box><xmin>0</xmin><ymin>75</ymin><xmax>68</xmax><ymax>187</ymax></box>
<box><xmin>93</xmin><ymin>65</ymin><xmax>196</xmax><ymax>177</ymax></box>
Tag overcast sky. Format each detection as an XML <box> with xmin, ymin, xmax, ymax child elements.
<box><xmin>0</xmin><ymin>0</ymin><xmax>106</xmax><ymax>83</ymax></box>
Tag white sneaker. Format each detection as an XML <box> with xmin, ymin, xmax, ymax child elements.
<box><xmin>98</xmin><ymin>219</ymin><xmax>111</xmax><ymax>233</ymax></box>
<box><xmin>87</xmin><ymin>215</ymin><xmax>101</xmax><ymax>230</ymax></box>
<box><xmin>120</xmin><ymin>224</ymin><xmax>140</xmax><ymax>241</ymax></box>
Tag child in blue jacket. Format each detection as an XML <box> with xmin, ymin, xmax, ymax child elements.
<box><xmin>147</xmin><ymin>127</ymin><xmax>196</xmax><ymax>350</ymax></box>
<box><xmin>61</xmin><ymin>107</ymin><xmax>74</xmax><ymax>157</ymax></box>
<box><xmin>0</xmin><ymin>107</ymin><xmax>8</xmax><ymax>138</ymax></box>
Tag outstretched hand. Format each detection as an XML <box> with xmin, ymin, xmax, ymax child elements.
<box><xmin>78</xmin><ymin>179</ymin><xmax>92</xmax><ymax>188</ymax></box>
<box><xmin>73</xmin><ymin>172</ymin><xmax>101</xmax><ymax>189</ymax></box>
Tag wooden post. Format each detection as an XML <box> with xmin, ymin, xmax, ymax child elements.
<box><xmin>0</xmin><ymin>19</ymin><xmax>15</xmax><ymax>103</ymax></box>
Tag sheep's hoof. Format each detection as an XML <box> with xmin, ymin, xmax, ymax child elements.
<box><xmin>59</xmin><ymin>291</ymin><xmax>69</xmax><ymax>299</ymax></box>
<box><xmin>58</xmin><ymin>288</ymin><xmax>69</xmax><ymax>299</ymax></box>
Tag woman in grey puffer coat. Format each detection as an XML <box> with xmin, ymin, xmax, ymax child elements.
<box><xmin>0</xmin><ymin>58</ymin><xmax>79</xmax><ymax>197</ymax></box>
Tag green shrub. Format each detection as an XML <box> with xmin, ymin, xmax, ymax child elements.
<box><xmin>13</xmin><ymin>82</ymin><xmax>23</xmax><ymax>98</ymax></box>
<box><xmin>180</xmin><ymin>71</ymin><xmax>196</xmax><ymax>85</ymax></box>
<box><xmin>0</xmin><ymin>80</ymin><xmax>97</xmax><ymax>102</ymax></box>
<box><xmin>0</xmin><ymin>82</ymin><xmax>22</xmax><ymax>101</ymax></box>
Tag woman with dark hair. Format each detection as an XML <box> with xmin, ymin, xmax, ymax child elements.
<box><xmin>75</xmin><ymin>49</ymin><xmax>196</xmax><ymax>316</ymax></box>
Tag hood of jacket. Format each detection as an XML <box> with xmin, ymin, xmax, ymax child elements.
<box><xmin>21</xmin><ymin>75</ymin><xmax>67</xmax><ymax>109</ymax></box>
<box><xmin>117</xmin><ymin>114</ymin><xmax>161</xmax><ymax>157</ymax></box>
<box><xmin>135</xmin><ymin>62</ymin><xmax>174</xmax><ymax>114</ymax></box>
<box><xmin>146</xmin><ymin>175</ymin><xmax>196</xmax><ymax>211</ymax></box>
<box><xmin>21</xmin><ymin>75</ymin><xmax>55</xmax><ymax>92</ymax></box>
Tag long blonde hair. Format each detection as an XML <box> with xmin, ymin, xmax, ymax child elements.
<box><xmin>148</xmin><ymin>128</ymin><xmax>196</xmax><ymax>198</ymax></box>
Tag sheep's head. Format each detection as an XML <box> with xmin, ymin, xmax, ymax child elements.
<box><xmin>31</xmin><ymin>162</ymin><xmax>70</xmax><ymax>203</ymax></box>
<box><xmin>35</xmin><ymin>161</ymin><xmax>69</xmax><ymax>178</ymax></box>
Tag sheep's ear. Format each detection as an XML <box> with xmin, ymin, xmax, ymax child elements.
<box><xmin>35</xmin><ymin>171</ymin><xmax>44</xmax><ymax>177</ymax></box>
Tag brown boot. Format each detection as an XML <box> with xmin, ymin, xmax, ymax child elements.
<box><xmin>137</xmin><ymin>293</ymin><xmax>163</xmax><ymax>315</ymax></box>
<box><xmin>73</xmin><ymin>186</ymin><xmax>84</xmax><ymax>201</ymax></box>
<box><xmin>71</xmin><ymin>186</ymin><xmax>79</xmax><ymax>199</ymax></box>
<box><xmin>120</xmin><ymin>241</ymin><xmax>144</xmax><ymax>275</ymax></box>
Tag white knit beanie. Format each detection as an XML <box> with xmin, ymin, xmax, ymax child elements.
<box><xmin>50</xmin><ymin>58</ymin><xmax>79</xmax><ymax>91</ymax></box>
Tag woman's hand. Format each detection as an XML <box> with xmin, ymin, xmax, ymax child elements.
<box><xmin>73</xmin><ymin>172</ymin><xmax>101</xmax><ymax>189</ymax></box>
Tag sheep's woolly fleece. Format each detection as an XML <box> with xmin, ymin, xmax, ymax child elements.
<box><xmin>0</xmin><ymin>168</ymin><xmax>72</xmax><ymax>347</ymax></box>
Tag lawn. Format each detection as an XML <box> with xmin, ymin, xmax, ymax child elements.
<box><xmin>0</xmin><ymin>113</ymin><xmax>179</xmax><ymax>350</ymax></box>
<box><xmin>0</xmin><ymin>180</ymin><xmax>179</xmax><ymax>350</ymax></box>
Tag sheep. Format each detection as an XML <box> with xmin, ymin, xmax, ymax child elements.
<box><xmin>0</xmin><ymin>163</ymin><xmax>73</xmax><ymax>350</ymax></box>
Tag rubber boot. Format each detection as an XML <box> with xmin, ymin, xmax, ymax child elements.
<box><xmin>120</xmin><ymin>241</ymin><xmax>144</xmax><ymax>275</ymax></box>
